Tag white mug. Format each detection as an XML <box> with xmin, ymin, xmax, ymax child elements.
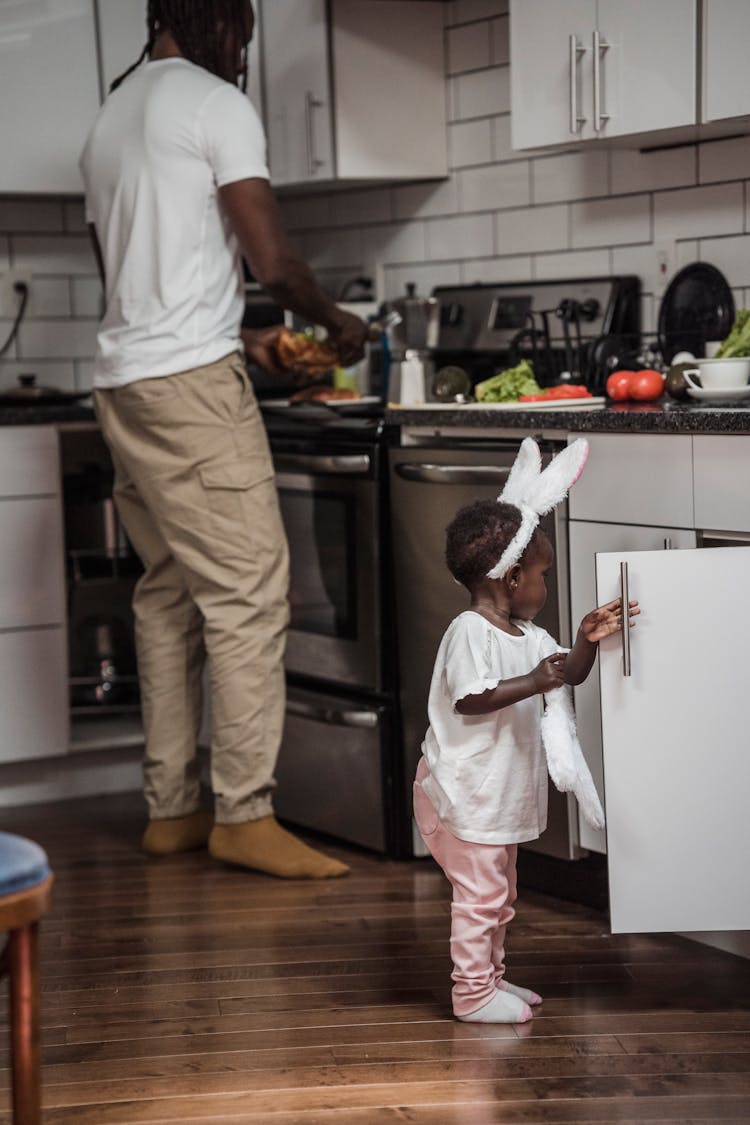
<box><xmin>683</xmin><ymin>357</ymin><xmax>750</xmax><ymax>390</ymax></box>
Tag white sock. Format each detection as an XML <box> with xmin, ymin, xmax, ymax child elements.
<box><xmin>499</xmin><ymin>979</ymin><xmax>543</xmax><ymax>1006</ymax></box>
<box><xmin>458</xmin><ymin>989</ymin><xmax>533</xmax><ymax>1024</ymax></box>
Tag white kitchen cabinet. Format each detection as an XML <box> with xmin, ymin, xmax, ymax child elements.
<box><xmin>702</xmin><ymin>0</ymin><xmax>750</xmax><ymax>124</ymax></box>
<box><xmin>596</xmin><ymin>546</ymin><xmax>750</xmax><ymax>932</ymax></box>
<box><xmin>568</xmin><ymin>433</ymin><xmax>694</xmax><ymax>528</ymax></box>
<box><xmin>0</xmin><ymin>427</ymin><xmax>68</xmax><ymax>764</ymax></box>
<box><xmin>510</xmin><ymin>0</ymin><xmax>697</xmax><ymax>150</ymax></box>
<box><xmin>693</xmin><ymin>435</ymin><xmax>750</xmax><ymax>533</ymax></box>
<box><xmin>261</xmin><ymin>0</ymin><xmax>447</xmax><ymax>188</ymax></box>
<box><xmin>0</xmin><ymin>0</ymin><xmax>101</xmax><ymax>193</ymax></box>
<box><xmin>568</xmin><ymin>520</ymin><xmax>696</xmax><ymax>854</ymax></box>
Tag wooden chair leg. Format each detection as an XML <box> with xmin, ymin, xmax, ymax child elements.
<box><xmin>8</xmin><ymin>922</ymin><xmax>41</xmax><ymax>1125</ymax></box>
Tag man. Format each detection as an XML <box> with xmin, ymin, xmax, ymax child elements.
<box><xmin>80</xmin><ymin>0</ymin><xmax>368</xmax><ymax>878</ymax></box>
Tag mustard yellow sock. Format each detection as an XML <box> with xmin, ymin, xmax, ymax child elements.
<box><xmin>209</xmin><ymin>816</ymin><xmax>349</xmax><ymax>879</ymax></box>
<box><xmin>141</xmin><ymin>810</ymin><xmax>213</xmax><ymax>856</ymax></box>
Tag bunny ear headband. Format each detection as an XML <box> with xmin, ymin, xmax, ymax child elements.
<box><xmin>487</xmin><ymin>437</ymin><xmax>589</xmax><ymax>580</ymax></box>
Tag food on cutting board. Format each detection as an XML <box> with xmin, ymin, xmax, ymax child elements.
<box><xmin>289</xmin><ymin>385</ymin><xmax>360</xmax><ymax>402</ymax></box>
<box><xmin>474</xmin><ymin>359</ymin><xmax>541</xmax><ymax>402</ymax></box>
<box><xmin>605</xmin><ymin>368</ymin><xmax>664</xmax><ymax>403</ymax></box>
<box><xmin>519</xmin><ymin>384</ymin><xmax>592</xmax><ymax>402</ymax></box>
<box><xmin>714</xmin><ymin>310</ymin><xmax>750</xmax><ymax>358</ymax></box>
<box><xmin>274</xmin><ymin>327</ymin><xmax>339</xmax><ymax>376</ymax></box>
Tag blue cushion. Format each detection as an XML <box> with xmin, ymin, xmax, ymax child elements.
<box><xmin>0</xmin><ymin>832</ymin><xmax>50</xmax><ymax>897</ymax></box>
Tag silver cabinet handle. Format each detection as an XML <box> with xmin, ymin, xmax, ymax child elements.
<box><xmin>663</xmin><ymin>537</ymin><xmax>673</xmax><ymax>550</ymax></box>
<box><xmin>620</xmin><ymin>560</ymin><xmax>631</xmax><ymax>677</ymax></box>
<box><xmin>569</xmin><ymin>34</ymin><xmax>587</xmax><ymax>133</ymax></box>
<box><xmin>593</xmin><ymin>29</ymin><xmax>610</xmax><ymax>132</ymax></box>
<box><xmin>305</xmin><ymin>91</ymin><xmax>325</xmax><ymax>177</ymax></box>
<box><xmin>395</xmin><ymin>463</ymin><xmax>510</xmax><ymax>486</ymax></box>
<box><xmin>286</xmin><ymin>698</ymin><xmax>379</xmax><ymax>729</ymax></box>
<box><xmin>275</xmin><ymin>453</ymin><xmax>370</xmax><ymax>476</ymax></box>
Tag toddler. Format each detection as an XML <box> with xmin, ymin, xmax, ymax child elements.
<box><xmin>413</xmin><ymin>438</ymin><xmax>638</xmax><ymax>1024</ymax></box>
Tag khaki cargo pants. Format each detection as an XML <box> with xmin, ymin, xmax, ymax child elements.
<box><xmin>94</xmin><ymin>352</ymin><xmax>289</xmax><ymax>824</ymax></box>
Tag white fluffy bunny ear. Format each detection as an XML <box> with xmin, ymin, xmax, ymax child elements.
<box><xmin>524</xmin><ymin>438</ymin><xmax>589</xmax><ymax>516</ymax></box>
<box><xmin>499</xmin><ymin>437</ymin><xmax>541</xmax><ymax>506</ymax></box>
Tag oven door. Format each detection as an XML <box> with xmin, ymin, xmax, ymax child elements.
<box><xmin>273</xmin><ymin>448</ymin><xmax>382</xmax><ymax>692</ymax></box>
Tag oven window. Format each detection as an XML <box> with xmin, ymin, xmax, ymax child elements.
<box><xmin>279</xmin><ymin>489</ymin><xmax>357</xmax><ymax>639</ymax></box>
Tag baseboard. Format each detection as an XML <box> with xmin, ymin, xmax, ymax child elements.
<box><xmin>0</xmin><ymin>747</ymin><xmax>143</xmax><ymax>808</ymax></box>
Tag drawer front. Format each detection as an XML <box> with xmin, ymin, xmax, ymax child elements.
<box><xmin>0</xmin><ymin>497</ymin><xmax>65</xmax><ymax>628</ymax></box>
<box><xmin>0</xmin><ymin>426</ymin><xmax>60</xmax><ymax>497</ymax></box>
<box><xmin>0</xmin><ymin>627</ymin><xmax>68</xmax><ymax>763</ymax></box>
<box><xmin>568</xmin><ymin>434</ymin><xmax>694</xmax><ymax>527</ymax></box>
<box><xmin>693</xmin><ymin>435</ymin><xmax>750</xmax><ymax>533</ymax></box>
<box><xmin>275</xmin><ymin>689</ymin><xmax>386</xmax><ymax>852</ymax></box>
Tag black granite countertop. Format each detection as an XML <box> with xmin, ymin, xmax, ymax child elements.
<box><xmin>386</xmin><ymin>401</ymin><xmax>750</xmax><ymax>434</ymax></box>
<box><xmin>0</xmin><ymin>402</ymin><xmax>96</xmax><ymax>426</ymax></box>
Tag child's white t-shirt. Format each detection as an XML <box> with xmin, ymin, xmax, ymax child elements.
<box><xmin>420</xmin><ymin>611</ymin><xmax>560</xmax><ymax>846</ymax></box>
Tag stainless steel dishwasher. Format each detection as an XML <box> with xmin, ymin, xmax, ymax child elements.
<box><xmin>389</xmin><ymin>436</ymin><xmax>580</xmax><ymax>859</ymax></box>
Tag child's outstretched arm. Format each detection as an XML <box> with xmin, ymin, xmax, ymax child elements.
<box><xmin>564</xmin><ymin>597</ymin><xmax>640</xmax><ymax>685</ymax></box>
<box><xmin>456</xmin><ymin>653</ymin><xmax>567</xmax><ymax>715</ymax></box>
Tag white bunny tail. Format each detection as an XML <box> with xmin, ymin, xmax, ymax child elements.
<box><xmin>499</xmin><ymin>437</ymin><xmax>541</xmax><ymax>508</ymax></box>
<box><xmin>541</xmin><ymin>680</ymin><xmax>605</xmax><ymax>832</ymax></box>
<box><xmin>525</xmin><ymin>438</ymin><xmax>589</xmax><ymax>516</ymax></box>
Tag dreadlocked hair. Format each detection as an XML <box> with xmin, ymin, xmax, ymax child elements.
<box><xmin>109</xmin><ymin>0</ymin><xmax>250</xmax><ymax>93</ymax></box>
<box><xmin>445</xmin><ymin>500</ymin><xmax>545</xmax><ymax>591</ymax></box>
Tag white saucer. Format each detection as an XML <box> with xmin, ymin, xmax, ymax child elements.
<box><xmin>686</xmin><ymin>385</ymin><xmax>750</xmax><ymax>402</ymax></box>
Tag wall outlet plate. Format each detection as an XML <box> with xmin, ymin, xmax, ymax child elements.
<box><xmin>653</xmin><ymin>241</ymin><xmax>676</xmax><ymax>299</ymax></box>
<box><xmin>0</xmin><ymin>269</ymin><xmax>32</xmax><ymax>319</ymax></box>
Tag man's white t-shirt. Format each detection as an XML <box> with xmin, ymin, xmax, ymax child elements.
<box><xmin>420</xmin><ymin>611</ymin><xmax>560</xmax><ymax>846</ymax></box>
<box><xmin>80</xmin><ymin>58</ymin><xmax>270</xmax><ymax>388</ymax></box>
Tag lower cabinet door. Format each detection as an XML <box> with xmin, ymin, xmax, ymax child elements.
<box><xmin>596</xmin><ymin>546</ymin><xmax>750</xmax><ymax>933</ymax></box>
<box><xmin>0</xmin><ymin>627</ymin><xmax>69</xmax><ymax>763</ymax></box>
<box><xmin>275</xmin><ymin>686</ymin><xmax>386</xmax><ymax>852</ymax></box>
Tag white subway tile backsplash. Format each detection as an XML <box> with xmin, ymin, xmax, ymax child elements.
<box><xmin>490</xmin><ymin>16</ymin><xmax>509</xmax><ymax>66</ymax></box>
<box><xmin>11</xmin><ymin>235</ymin><xmax>96</xmax><ymax>277</ymax></box>
<box><xmin>455</xmin><ymin>67</ymin><xmax>510</xmax><ymax>120</ymax></box>
<box><xmin>459</xmin><ymin>162</ymin><xmax>529</xmax><ymax>212</ymax></box>
<box><xmin>395</xmin><ymin>179</ymin><xmax>459</xmax><ymax>221</ymax></box>
<box><xmin>461</xmin><ymin>254</ymin><xmax>532</xmax><ymax>283</ymax></box>
<box><xmin>303</xmin><ymin>227</ymin><xmax>364</xmax><ymax>270</ymax></box>
<box><xmin>533</xmin><ymin>151</ymin><xmax>609</xmax><ymax>205</ymax></box>
<box><xmin>75</xmin><ymin>361</ymin><xmax>95</xmax><ymax>391</ymax></box>
<box><xmin>71</xmin><ymin>277</ymin><xmax>104</xmax><ymax>318</ymax></box>
<box><xmin>19</xmin><ymin>318</ymin><xmax>98</xmax><ymax>360</ymax></box>
<box><xmin>495</xmin><ymin>203</ymin><xmax>568</xmax><ymax>255</ymax></box>
<box><xmin>697</xmin><ymin>234</ymin><xmax>750</xmax><ymax>288</ymax></box>
<box><xmin>0</xmin><ymin>200</ymin><xmax>63</xmax><ymax>232</ymax></box>
<box><xmin>0</xmin><ymin>361</ymin><xmax>77</xmax><ymax>393</ymax></box>
<box><xmin>571</xmin><ymin>195</ymin><xmax>650</xmax><ymax>248</ymax></box>
<box><xmin>0</xmin><ymin>321</ymin><xmax>17</xmax><ymax>361</ymax></box>
<box><xmin>427</xmin><ymin>213</ymin><xmax>494</xmax><ymax>260</ymax></box>
<box><xmin>535</xmin><ymin>248</ymin><xmax>611</xmax><ymax>281</ymax></box>
<box><xmin>362</xmin><ymin>221</ymin><xmax>426</xmax><ymax>266</ymax></box>
<box><xmin>653</xmin><ymin>183</ymin><xmax>744</xmax><ymax>242</ymax></box>
<box><xmin>384</xmin><ymin>262</ymin><xmax>461</xmax><ymax>299</ymax></box>
<box><xmin>448</xmin><ymin>22</ymin><xmax>491</xmax><ymax>74</ymax></box>
<box><xmin>331</xmin><ymin>189</ymin><xmax>392</xmax><ymax>227</ymax></box>
<box><xmin>62</xmin><ymin>199</ymin><xmax>88</xmax><ymax>233</ymax></box>
<box><xmin>279</xmin><ymin>194</ymin><xmax>332</xmax><ymax>232</ymax></box>
<box><xmin>28</xmin><ymin>279</ymin><xmax>71</xmax><ymax>318</ymax></box>
<box><xmin>699</xmin><ymin>136</ymin><xmax>750</xmax><ymax>185</ymax></box>
<box><xmin>449</xmin><ymin>0</ymin><xmax>506</xmax><ymax>27</ymax></box>
<box><xmin>611</xmin><ymin>146</ymin><xmax>695</xmax><ymax>195</ymax></box>
<box><xmin>449</xmin><ymin>119</ymin><xmax>494</xmax><ymax>168</ymax></box>
<box><xmin>0</xmin><ymin>240</ymin><xmax>8</xmax><ymax>271</ymax></box>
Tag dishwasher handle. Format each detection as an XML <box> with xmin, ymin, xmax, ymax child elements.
<box><xmin>286</xmin><ymin>697</ymin><xmax>379</xmax><ymax>730</ymax></box>
<box><xmin>275</xmin><ymin>452</ymin><xmax>371</xmax><ymax>476</ymax></box>
<box><xmin>395</xmin><ymin>462</ymin><xmax>511</xmax><ymax>486</ymax></box>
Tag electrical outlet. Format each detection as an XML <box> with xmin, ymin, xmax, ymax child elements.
<box><xmin>653</xmin><ymin>241</ymin><xmax>676</xmax><ymax>298</ymax></box>
<box><xmin>0</xmin><ymin>269</ymin><xmax>32</xmax><ymax>319</ymax></box>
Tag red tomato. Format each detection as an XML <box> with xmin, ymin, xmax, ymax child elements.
<box><xmin>629</xmin><ymin>368</ymin><xmax>665</xmax><ymax>401</ymax></box>
<box><xmin>605</xmin><ymin>370</ymin><xmax>634</xmax><ymax>401</ymax></box>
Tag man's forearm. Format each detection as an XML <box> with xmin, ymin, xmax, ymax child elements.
<box><xmin>261</xmin><ymin>257</ymin><xmax>345</xmax><ymax>334</ymax></box>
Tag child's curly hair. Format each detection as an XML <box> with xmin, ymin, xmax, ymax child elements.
<box><xmin>445</xmin><ymin>500</ymin><xmax>545</xmax><ymax>590</ymax></box>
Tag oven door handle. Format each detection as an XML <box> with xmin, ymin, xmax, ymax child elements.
<box><xmin>286</xmin><ymin>698</ymin><xmax>380</xmax><ymax>729</ymax></box>
<box><xmin>394</xmin><ymin>463</ymin><xmax>511</xmax><ymax>485</ymax></box>
<box><xmin>274</xmin><ymin>453</ymin><xmax>371</xmax><ymax>476</ymax></box>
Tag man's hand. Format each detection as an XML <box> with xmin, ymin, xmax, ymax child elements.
<box><xmin>579</xmin><ymin>597</ymin><xmax>640</xmax><ymax>644</ymax></box>
<box><xmin>325</xmin><ymin>308</ymin><xmax>369</xmax><ymax>367</ymax></box>
<box><xmin>531</xmin><ymin>652</ymin><xmax>567</xmax><ymax>693</ymax></box>
<box><xmin>240</xmin><ymin>326</ymin><xmax>288</xmax><ymax>376</ymax></box>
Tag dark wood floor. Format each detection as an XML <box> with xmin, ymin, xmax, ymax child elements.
<box><xmin>1</xmin><ymin>792</ymin><xmax>749</xmax><ymax>1123</ymax></box>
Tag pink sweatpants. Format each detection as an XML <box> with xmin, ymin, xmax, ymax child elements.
<box><xmin>413</xmin><ymin>757</ymin><xmax>518</xmax><ymax>1018</ymax></box>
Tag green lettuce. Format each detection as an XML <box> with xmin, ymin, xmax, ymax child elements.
<box><xmin>715</xmin><ymin>310</ymin><xmax>750</xmax><ymax>358</ymax></box>
<box><xmin>474</xmin><ymin>359</ymin><xmax>541</xmax><ymax>402</ymax></box>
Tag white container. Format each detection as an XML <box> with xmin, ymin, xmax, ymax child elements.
<box><xmin>683</xmin><ymin>356</ymin><xmax>750</xmax><ymax>390</ymax></box>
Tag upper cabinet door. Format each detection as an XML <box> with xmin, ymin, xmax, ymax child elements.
<box><xmin>702</xmin><ymin>0</ymin><xmax>750</xmax><ymax>123</ymax></box>
<box><xmin>510</xmin><ymin>0</ymin><xmax>597</xmax><ymax>149</ymax></box>
<box><xmin>595</xmin><ymin>0</ymin><xmax>697</xmax><ymax>139</ymax></box>
<box><xmin>0</xmin><ymin>0</ymin><xmax>101</xmax><ymax>193</ymax></box>
<box><xmin>261</xmin><ymin>0</ymin><xmax>334</xmax><ymax>186</ymax></box>
<box><xmin>596</xmin><ymin>546</ymin><xmax>750</xmax><ymax>933</ymax></box>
